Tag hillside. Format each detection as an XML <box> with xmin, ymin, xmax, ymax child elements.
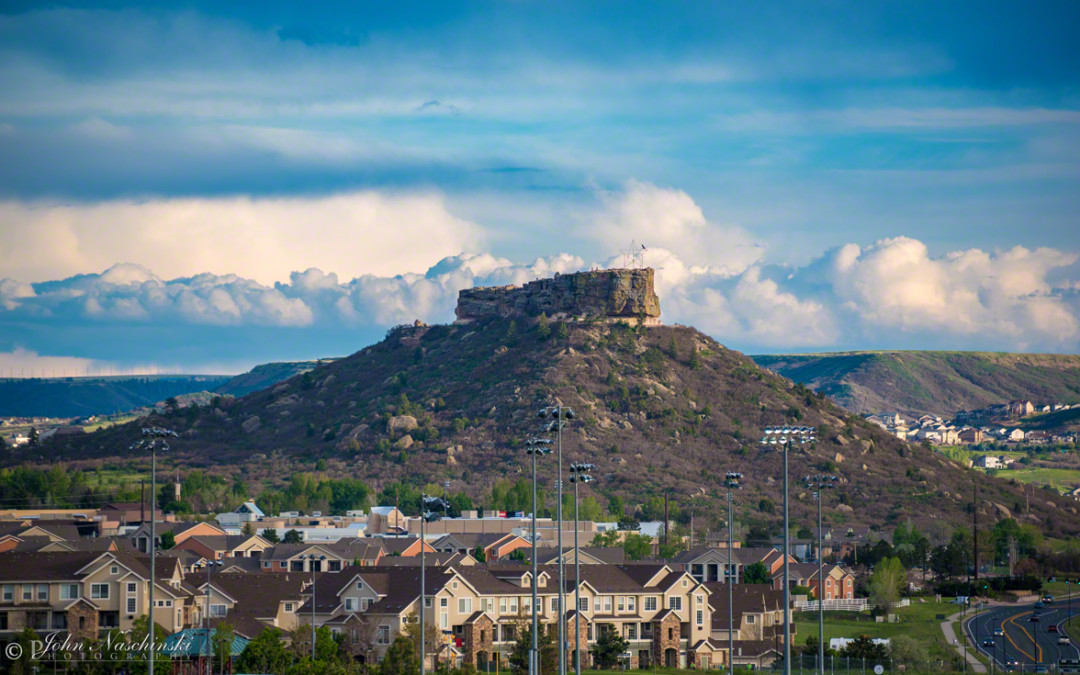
<box><xmin>751</xmin><ymin>351</ymin><xmax>1080</xmax><ymax>417</ymax></box>
<box><xmin>42</xmin><ymin>320</ymin><xmax>1080</xmax><ymax>539</ymax></box>
<box><xmin>0</xmin><ymin>375</ymin><xmax>232</xmax><ymax>418</ymax></box>
<box><xmin>214</xmin><ymin>360</ymin><xmax>328</xmax><ymax>398</ymax></box>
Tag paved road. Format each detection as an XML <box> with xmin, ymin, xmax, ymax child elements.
<box><xmin>964</xmin><ymin>599</ymin><xmax>1080</xmax><ymax>671</ymax></box>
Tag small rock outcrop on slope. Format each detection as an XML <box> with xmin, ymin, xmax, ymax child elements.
<box><xmin>455</xmin><ymin>268</ymin><xmax>661</xmax><ymax>324</ymax></box>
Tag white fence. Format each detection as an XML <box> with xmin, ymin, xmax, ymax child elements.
<box><xmin>795</xmin><ymin>598</ymin><xmax>910</xmax><ymax>612</ymax></box>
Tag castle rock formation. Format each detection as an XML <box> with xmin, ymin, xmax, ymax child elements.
<box><xmin>455</xmin><ymin>268</ymin><xmax>661</xmax><ymax>324</ymax></box>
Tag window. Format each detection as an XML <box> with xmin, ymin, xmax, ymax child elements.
<box><xmin>22</xmin><ymin>585</ymin><xmax>32</xmax><ymax>601</ymax></box>
<box><xmin>155</xmin><ymin>600</ymin><xmax>172</xmax><ymax>608</ymax></box>
<box><xmin>628</xmin><ymin>597</ymin><xmax>636</xmax><ymax>612</ymax></box>
<box><xmin>594</xmin><ymin>596</ymin><xmax>602</xmax><ymax>612</ymax></box>
<box><xmin>579</xmin><ymin>598</ymin><xmax>588</xmax><ymax>612</ymax></box>
<box><xmin>0</xmin><ymin>613</ymin><xmax>7</xmax><ymax>630</ymax></box>
<box><xmin>211</xmin><ymin>604</ymin><xmax>227</xmax><ymax>617</ymax></box>
<box><xmin>627</xmin><ymin>624</ymin><xmax>637</xmax><ymax>640</ymax></box>
<box><xmin>60</xmin><ymin>585</ymin><xmax>79</xmax><ymax>600</ymax></box>
<box><xmin>36</xmin><ymin>584</ymin><xmax>48</xmax><ymax>601</ymax></box>
<box><xmin>285</xmin><ymin>603</ymin><xmax>294</xmax><ymax>612</ymax></box>
<box><xmin>110</xmin><ymin>566</ymin><xmax>119</xmax><ymax>575</ymax></box>
<box><xmin>696</xmin><ymin>610</ymin><xmax>703</xmax><ymax>625</ymax></box>
<box><xmin>52</xmin><ymin>613</ymin><xmax>67</xmax><ymax>629</ymax></box>
<box><xmin>127</xmin><ymin>583</ymin><xmax>137</xmax><ymax>593</ymax></box>
<box><xmin>262</xmin><ymin>561</ymin><xmax>272</xmax><ymax>568</ymax></box>
<box><xmin>499</xmin><ymin>598</ymin><xmax>507</xmax><ymax>614</ymax></box>
<box><xmin>91</xmin><ymin>584</ymin><xmax>110</xmax><ymax>599</ymax></box>
<box><xmin>617</xmin><ymin>596</ymin><xmax>625</xmax><ymax>612</ymax></box>
<box><xmin>1</xmin><ymin>585</ymin><xmax>12</xmax><ymax>601</ymax></box>
<box><xmin>127</xmin><ymin>598</ymin><xmax>137</xmax><ymax>614</ymax></box>
<box><xmin>345</xmin><ymin>598</ymin><xmax>357</xmax><ymax>611</ymax></box>
<box><xmin>603</xmin><ymin>597</ymin><xmax>612</xmax><ymax>613</ymax></box>
<box><xmin>424</xmin><ymin>597</ymin><xmax>433</xmax><ymax>608</ymax></box>
<box><xmin>440</xmin><ymin>612</ymin><xmax>448</xmax><ymax>629</ymax></box>
<box><xmin>440</xmin><ymin>598</ymin><xmax>449</xmax><ymax>608</ymax></box>
<box><xmin>746</xmin><ymin>615</ymin><xmax>755</xmax><ymax>624</ymax></box>
<box><xmin>485</xmin><ymin>599</ymin><xmax>495</xmax><ymax>613</ymax></box>
<box><xmin>668</xmin><ymin>597</ymin><xmax>682</xmax><ymax>611</ymax></box>
<box><xmin>362</xmin><ymin>598</ymin><xmax>372</xmax><ymax>611</ymax></box>
<box><xmin>356</xmin><ymin>581</ymin><xmax>365</xmax><ymax>590</ymax></box>
<box><xmin>696</xmin><ymin>595</ymin><xmax>703</xmax><ymax>605</ymax></box>
<box><xmin>328</xmin><ymin>561</ymin><xmax>342</xmax><ymax>571</ymax></box>
<box><xmin>644</xmin><ymin>597</ymin><xmax>657</xmax><ymax>612</ymax></box>
<box><xmin>376</xmin><ymin>625</ymin><xmax>390</xmax><ymax>645</ymax></box>
<box><xmin>458</xmin><ymin>598</ymin><xmax>472</xmax><ymax>614</ymax></box>
<box><xmin>508</xmin><ymin>598</ymin><xmax>518</xmax><ymax>614</ymax></box>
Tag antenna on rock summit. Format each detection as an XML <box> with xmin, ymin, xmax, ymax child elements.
<box><xmin>621</xmin><ymin>240</ymin><xmax>646</xmax><ymax>269</ymax></box>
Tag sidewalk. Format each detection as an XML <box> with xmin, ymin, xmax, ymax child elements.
<box><xmin>942</xmin><ymin>609</ymin><xmax>987</xmax><ymax>673</ymax></box>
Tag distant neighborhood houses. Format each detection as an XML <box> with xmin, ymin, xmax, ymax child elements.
<box><xmin>864</xmin><ymin>399</ymin><xmax>1077</xmax><ymax>448</ymax></box>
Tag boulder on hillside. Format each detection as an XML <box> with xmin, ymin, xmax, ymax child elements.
<box><xmin>394</xmin><ymin>435</ymin><xmax>414</xmax><ymax>450</ymax></box>
<box><xmin>241</xmin><ymin>416</ymin><xmax>261</xmax><ymax>434</ymax></box>
<box><xmin>388</xmin><ymin>415</ymin><xmax>418</xmax><ymax>434</ymax></box>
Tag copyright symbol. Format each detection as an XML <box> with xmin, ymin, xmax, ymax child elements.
<box><xmin>5</xmin><ymin>642</ymin><xmax>22</xmax><ymax>660</ymax></box>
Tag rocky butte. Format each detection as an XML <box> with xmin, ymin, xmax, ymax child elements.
<box><xmin>454</xmin><ymin>267</ymin><xmax>662</xmax><ymax>325</ymax></box>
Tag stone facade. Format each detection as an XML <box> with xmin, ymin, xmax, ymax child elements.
<box><xmin>651</xmin><ymin>610</ymin><xmax>682</xmax><ymax>668</ymax></box>
<box><xmin>66</xmin><ymin>600</ymin><xmax>99</xmax><ymax>641</ymax></box>
<box><xmin>568</xmin><ymin>612</ymin><xmax>589</xmax><ymax>670</ymax></box>
<box><xmin>462</xmin><ymin>613</ymin><xmax>495</xmax><ymax>668</ymax></box>
<box><xmin>455</xmin><ymin>268</ymin><xmax>661</xmax><ymax>325</ymax></box>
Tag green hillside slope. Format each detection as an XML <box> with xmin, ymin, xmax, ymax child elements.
<box><xmin>752</xmin><ymin>351</ymin><xmax>1080</xmax><ymax>417</ymax></box>
<box><xmin>40</xmin><ymin>321</ymin><xmax>1080</xmax><ymax>539</ymax></box>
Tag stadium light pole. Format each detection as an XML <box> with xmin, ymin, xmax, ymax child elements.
<box><xmin>724</xmin><ymin>471</ymin><xmax>743</xmax><ymax>675</ymax></box>
<box><xmin>303</xmin><ymin>553</ymin><xmax>326</xmax><ymax>659</ymax></box>
<box><xmin>195</xmin><ymin>559</ymin><xmax>221</xmax><ymax>675</ymax></box>
<box><xmin>570</xmin><ymin>463</ymin><xmax>596</xmax><ymax>675</ymax></box>
<box><xmin>526</xmin><ymin>437</ymin><xmax>553</xmax><ymax>675</ymax></box>
<box><xmin>420</xmin><ymin>494</ymin><xmax>448</xmax><ymax>675</ymax></box>
<box><xmin>539</xmin><ymin>405</ymin><xmax>575</xmax><ymax>675</ymax></box>
<box><xmin>761</xmin><ymin>425</ymin><xmax>815</xmax><ymax>675</ymax></box>
<box><xmin>131</xmin><ymin>426</ymin><xmax>178</xmax><ymax>675</ymax></box>
<box><xmin>805</xmin><ymin>474</ymin><xmax>840</xmax><ymax>675</ymax></box>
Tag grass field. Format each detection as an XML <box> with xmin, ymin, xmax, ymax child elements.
<box><xmin>792</xmin><ymin>599</ymin><xmax>960</xmax><ymax>662</ymax></box>
<box><xmin>994</xmin><ymin>467</ymin><xmax>1080</xmax><ymax>490</ymax></box>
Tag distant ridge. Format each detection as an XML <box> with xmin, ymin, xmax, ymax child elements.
<box><xmin>751</xmin><ymin>350</ymin><xmax>1080</xmax><ymax>417</ymax></box>
<box><xmin>0</xmin><ymin>375</ymin><xmax>231</xmax><ymax>418</ymax></box>
<box><xmin>214</xmin><ymin>360</ymin><xmax>330</xmax><ymax>398</ymax></box>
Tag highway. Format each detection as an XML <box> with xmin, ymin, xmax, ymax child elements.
<box><xmin>964</xmin><ymin>598</ymin><xmax>1080</xmax><ymax>672</ymax></box>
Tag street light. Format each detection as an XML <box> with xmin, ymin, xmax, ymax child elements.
<box><xmin>570</xmin><ymin>462</ymin><xmax>596</xmax><ymax>675</ymax></box>
<box><xmin>539</xmin><ymin>405</ymin><xmax>575</xmax><ymax>675</ymax></box>
<box><xmin>303</xmin><ymin>553</ymin><xmax>326</xmax><ymax>659</ymax></box>
<box><xmin>804</xmin><ymin>474</ymin><xmax>840</xmax><ymax>675</ymax></box>
<box><xmin>526</xmin><ymin>437</ymin><xmax>553</xmax><ymax>675</ymax></box>
<box><xmin>130</xmin><ymin>426</ymin><xmax>178</xmax><ymax>675</ymax></box>
<box><xmin>725</xmin><ymin>471</ymin><xmax>742</xmax><ymax>675</ymax></box>
<box><xmin>761</xmin><ymin>425</ymin><xmax>815</xmax><ymax>675</ymax></box>
<box><xmin>420</xmin><ymin>494</ymin><xmax>449</xmax><ymax>675</ymax></box>
<box><xmin>195</xmin><ymin>560</ymin><xmax>221</xmax><ymax>675</ymax></box>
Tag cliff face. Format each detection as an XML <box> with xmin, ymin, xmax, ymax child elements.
<box><xmin>455</xmin><ymin>268</ymin><xmax>661</xmax><ymax>324</ymax></box>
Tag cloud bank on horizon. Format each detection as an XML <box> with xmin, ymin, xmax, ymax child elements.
<box><xmin>1</xmin><ymin>2</ymin><xmax>1078</xmax><ymax>372</ymax></box>
<box><xmin>1</xmin><ymin>181</ymin><xmax>1078</xmax><ymax>374</ymax></box>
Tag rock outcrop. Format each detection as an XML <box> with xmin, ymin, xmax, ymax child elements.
<box><xmin>455</xmin><ymin>268</ymin><xmax>661</xmax><ymax>324</ymax></box>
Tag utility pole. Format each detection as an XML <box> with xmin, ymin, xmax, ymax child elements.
<box><xmin>973</xmin><ymin>479</ymin><xmax>979</xmax><ymax>586</ymax></box>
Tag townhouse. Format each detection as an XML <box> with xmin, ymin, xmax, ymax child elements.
<box><xmin>706</xmin><ymin>583</ymin><xmax>787</xmax><ymax>669</ymax></box>
<box><xmin>0</xmin><ymin>551</ymin><xmax>200</xmax><ymax>639</ymax></box>
<box><xmin>296</xmin><ymin>561</ymin><xmax>766</xmax><ymax>670</ymax></box>
<box><xmin>777</xmin><ymin>563</ymin><xmax>855</xmax><ymax>600</ymax></box>
<box><xmin>259</xmin><ymin>539</ymin><xmax>384</xmax><ymax>572</ymax></box>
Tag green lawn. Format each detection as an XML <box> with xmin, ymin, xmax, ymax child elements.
<box><xmin>792</xmin><ymin>600</ymin><xmax>960</xmax><ymax>663</ymax></box>
<box><xmin>994</xmin><ymin>467</ymin><xmax>1080</xmax><ymax>490</ymax></box>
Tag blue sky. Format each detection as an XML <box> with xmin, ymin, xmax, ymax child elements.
<box><xmin>1</xmin><ymin>1</ymin><xmax>1079</xmax><ymax>374</ymax></box>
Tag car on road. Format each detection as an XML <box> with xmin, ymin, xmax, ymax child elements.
<box><xmin>1060</xmin><ymin>636</ymin><xmax>1072</xmax><ymax>646</ymax></box>
<box><xmin>994</xmin><ymin>629</ymin><xmax>1005</xmax><ymax>637</ymax></box>
<box><xmin>1030</xmin><ymin>614</ymin><xmax>1040</xmax><ymax>622</ymax></box>
<box><xmin>1049</xmin><ymin>624</ymin><xmax>1059</xmax><ymax>633</ymax></box>
<box><xmin>1043</xmin><ymin>595</ymin><xmax>1054</xmax><ymax>604</ymax></box>
<box><xmin>1005</xmin><ymin>659</ymin><xmax>1020</xmax><ymax>672</ymax></box>
<box><xmin>983</xmin><ymin>638</ymin><xmax>995</xmax><ymax>647</ymax></box>
<box><xmin>1035</xmin><ymin>601</ymin><xmax>1045</xmax><ymax>609</ymax></box>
